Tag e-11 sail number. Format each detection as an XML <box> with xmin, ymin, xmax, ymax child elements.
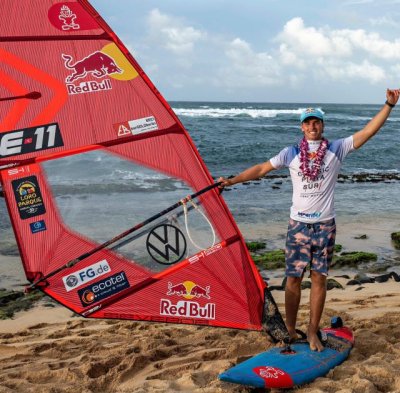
<box><xmin>0</xmin><ymin>123</ymin><xmax>64</xmax><ymax>158</ymax></box>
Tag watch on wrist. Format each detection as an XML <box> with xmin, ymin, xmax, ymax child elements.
<box><xmin>385</xmin><ymin>100</ymin><xmax>395</xmax><ymax>108</ymax></box>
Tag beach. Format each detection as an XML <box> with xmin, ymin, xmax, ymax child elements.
<box><xmin>1</xmin><ymin>276</ymin><xmax>400</xmax><ymax>392</ymax></box>
<box><xmin>0</xmin><ymin>101</ymin><xmax>399</xmax><ymax>392</ymax></box>
<box><xmin>1</xmin><ymin>217</ymin><xmax>400</xmax><ymax>393</ymax></box>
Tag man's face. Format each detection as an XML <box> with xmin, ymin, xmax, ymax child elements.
<box><xmin>301</xmin><ymin>117</ymin><xmax>324</xmax><ymax>141</ymax></box>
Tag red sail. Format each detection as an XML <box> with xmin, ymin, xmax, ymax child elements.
<box><xmin>0</xmin><ymin>0</ymin><xmax>265</xmax><ymax>330</ymax></box>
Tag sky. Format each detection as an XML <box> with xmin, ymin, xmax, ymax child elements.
<box><xmin>90</xmin><ymin>0</ymin><xmax>400</xmax><ymax>104</ymax></box>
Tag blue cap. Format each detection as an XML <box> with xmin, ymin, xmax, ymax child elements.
<box><xmin>300</xmin><ymin>108</ymin><xmax>324</xmax><ymax>123</ymax></box>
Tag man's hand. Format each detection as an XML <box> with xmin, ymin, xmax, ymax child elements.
<box><xmin>353</xmin><ymin>88</ymin><xmax>400</xmax><ymax>149</ymax></box>
<box><xmin>217</xmin><ymin>177</ymin><xmax>233</xmax><ymax>189</ymax></box>
<box><xmin>386</xmin><ymin>88</ymin><xmax>400</xmax><ymax>106</ymax></box>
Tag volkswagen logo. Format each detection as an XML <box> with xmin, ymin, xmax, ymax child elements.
<box><xmin>146</xmin><ymin>224</ymin><xmax>187</xmax><ymax>265</ymax></box>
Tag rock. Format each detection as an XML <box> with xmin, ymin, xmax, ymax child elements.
<box><xmin>301</xmin><ymin>281</ymin><xmax>311</xmax><ymax>289</ymax></box>
<box><xmin>375</xmin><ymin>271</ymin><xmax>400</xmax><ymax>283</ymax></box>
<box><xmin>0</xmin><ymin>290</ymin><xmax>24</xmax><ymax>306</ymax></box>
<box><xmin>354</xmin><ymin>234</ymin><xmax>368</xmax><ymax>239</ymax></box>
<box><xmin>391</xmin><ymin>232</ymin><xmax>400</xmax><ymax>249</ymax></box>
<box><xmin>327</xmin><ymin>279</ymin><xmax>344</xmax><ymax>290</ymax></box>
<box><xmin>334</xmin><ymin>275</ymin><xmax>350</xmax><ymax>279</ymax></box>
<box><xmin>331</xmin><ymin>251</ymin><xmax>377</xmax><ymax>268</ymax></box>
<box><xmin>347</xmin><ymin>279</ymin><xmax>362</xmax><ymax>286</ymax></box>
<box><xmin>391</xmin><ymin>272</ymin><xmax>400</xmax><ymax>282</ymax></box>
<box><xmin>0</xmin><ymin>289</ymin><xmax>45</xmax><ymax>320</ymax></box>
<box><xmin>374</xmin><ymin>273</ymin><xmax>392</xmax><ymax>283</ymax></box>
<box><xmin>354</xmin><ymin>273</ymin><xmax>375</xmax><ymax>283</ymax></box>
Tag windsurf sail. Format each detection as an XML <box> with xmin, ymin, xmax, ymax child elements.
<box><xmin>0</xmin><ymin>0</ymin><xmax>271</xmax><ymax>331</ymax></box>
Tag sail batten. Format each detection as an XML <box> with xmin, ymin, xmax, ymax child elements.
<box><xmin>0</xmin><ymin>33</ymin><xmax>110</xmax><ymax>42</ymax></box>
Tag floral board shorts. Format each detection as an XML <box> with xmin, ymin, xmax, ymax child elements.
<box><xmin>285</xmin><ymin>218</ymin><xmax>336</xmax><ymax>277</ymax></box>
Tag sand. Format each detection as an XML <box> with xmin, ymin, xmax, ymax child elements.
<box><xmin>0</xmin><ymin>217</ymin><xmax>400</xmax><ymax>393</ymax></box>
<box><xmin>0</xmin><ymin>276</ymin><xmax>400</xmax><ymax>393</ymax></box>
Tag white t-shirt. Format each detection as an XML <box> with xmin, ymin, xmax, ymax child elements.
<box><xmin>270</xmin><ymin>136</ymin><xmax>355</xmax><ymax>223</ymax></box>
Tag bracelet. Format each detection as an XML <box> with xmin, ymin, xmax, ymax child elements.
<box><xmin>385</xmin><ymin>100</ymin><xmax>395</xmax><ymax>108</ymax></box>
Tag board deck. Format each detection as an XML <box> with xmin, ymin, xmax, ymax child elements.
<box><xmin>219</xmin><ymin>322</ymin><xmax>354</xmax><ymax>389</ymax></box>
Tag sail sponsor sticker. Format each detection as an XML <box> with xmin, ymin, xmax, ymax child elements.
<box><xmin>160</xmin><ymin>281</ymin><xmax>215</xmax><ymax>320</ymax></box>
<box><xmin>0</xmin><ymin>123</ymin><xmax>63</xmax><ymax>158</ymax></box>
<box><xmin>78</xmin><ymin>271</ymin><xmax>129</xmax><ymax>306</ymax></box>
<box><xmin>12</xmin><ymin>176</ymin><xmax>46</xmax><ymax>219</ymax></box>
<box><xmin>62</xmin><ymin>43</ymin><xmax>138</xmax><ymax>95</ymax></box>
<box><xmin>29</xmin><ymin>220</ymin><xmax>47</xmax><ymax>234</ymax></box>
<box><xmin>114</xmin><ymin>116</ymin><xmax>159</xmax><ymax>137</ymax></box>
<box><xmin>62</xmin><ymin>260</ymin><xmax>111</xmax><ymax>292</ymax></box>
<box><xmin>48</xmin><ymin>3</ymin><xmax>99</xmax><ymax>31</ymax></box>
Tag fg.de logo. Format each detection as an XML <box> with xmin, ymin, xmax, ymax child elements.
<box><xmin>62</xmin><ymin>260</ymin><xmax>110</xmax><ymax>292</ymax></box>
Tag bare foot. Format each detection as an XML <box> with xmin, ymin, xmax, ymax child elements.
<box><xmin>287</xmin><ymin>328</ymin><xmax>299</xmax><ymax>342</ymax></box>
<box><xmin>307</xmin><ymin>331</ymin><xmax>324</xmax><ymax>352</ymax></box>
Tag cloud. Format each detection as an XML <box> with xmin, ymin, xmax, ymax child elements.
<box><xmin>338</xmin><ymin>29</ymin><xmax>400</xmax><ymax>60</ymax></box>
<box><xmin>369</xmin><ymin>16</ymin><xmax>399</xmax><ymax>27</ymax></box>
<box><xmin>217</xmin><ymin>38</ymin><xmax>281</xmax><ymax>88</ymax></box>
<box><xmin>140</xmin><ymin>10</ymin><xmax>400</xmax><ymax>97</ymax></box>
<box><xmin>323</xmin><ymin>60</ymin><xmax>385</xmax><ymax>83</ymax></box>
<box><xmin>278</xmin><ymin>18</ymin><xmax>352</xmax><ymax>58</ymax></box>
<box><xmin>146</xmin><ymin>9</ymin><xmax>205</xmax><ymax>56</ymax></box>
<box><xmin>275</xmin><ymin>17</ymin><xmax>400</xmax><ymax>84</ymax></box>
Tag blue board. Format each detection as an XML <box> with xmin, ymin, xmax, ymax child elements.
<box><xmin>219</xmin><ymin>323</ymin><xmax>354</xmax><ymax>389</ymax></box>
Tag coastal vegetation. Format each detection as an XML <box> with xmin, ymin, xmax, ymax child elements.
<box><xmin>0</xmin><ymin>289</ymin><xmax>47</xmax><ymax>319</ymax></box>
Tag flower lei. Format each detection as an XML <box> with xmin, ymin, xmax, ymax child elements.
<box><xmin>299</xmin><ymin>138</ymin><xmax>328</xmax><ymax>181</ymax></box>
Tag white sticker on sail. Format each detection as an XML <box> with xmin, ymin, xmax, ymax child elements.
<box><xmin>62</xmin><ymin>260</ymin><xmax>111</xmax><ymax>292</ymax></box>
<box><xmin>128</xmin><ymin>116</ymin><xmax>158</xmax><ymax>135</ymax></box>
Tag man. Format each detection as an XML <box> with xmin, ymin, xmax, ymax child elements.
<box><xmin>219</xmin><ymin>89</ymin><xmax>400</xmax><ymax>351</ymax></box>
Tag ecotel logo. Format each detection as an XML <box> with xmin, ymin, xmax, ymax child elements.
<box><xmin>62</xmin><ymin>260</ymin><xmax>110</xmax><ymax>292</ymax></box>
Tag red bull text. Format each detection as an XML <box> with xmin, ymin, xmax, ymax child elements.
<box><xmin>160</xmin><ymin>299</ymin><xmax>216</xmax><ymax>320</ymax></box>
<box><xmin>66</xmin><ymin>79</ymin><xmax>112</xmax><ymax>95</ymax></box>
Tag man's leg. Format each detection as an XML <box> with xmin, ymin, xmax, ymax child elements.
<box><xmin>307</xmin><ymin>271</ymin><xmax>327</xmax><ymax>351</ymax></box>
<box><xmin>284</xmin><ymin>219</ymin><xmax>310</xmax><ymax>340</ymax></box>
<box><xmin>285</xmin><ymin>276</ymin><xmax>302</xmax><ymax>340</ymax></box>
<box><xmin>308</xmin><ymin>218</ymin><xmax>335</xmax><ymax>351</ymax></box>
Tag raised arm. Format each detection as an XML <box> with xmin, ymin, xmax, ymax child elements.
<box><xmin>218</xmin><ymin>160</ymin><xmax>276</xmax><ymax>187</ymax></box>
<box><xmin>353</xmin><ymin>89</ymin><xmax>400</xmax><ymax>149</ymax></box>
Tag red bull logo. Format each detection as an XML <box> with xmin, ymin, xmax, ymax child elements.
<box><xmin>62</xmin><ymin>52</ymin><xmax>122</xmax><ymax>83</ymax></box>
<box><xmin>166</xmin><ymin>281</ymin><xmax>210</xmax><ymax>300</ymax></box>
<box><xmin>61</xmin><ymin>43</ymin><xmax>139</xmax><ymax>95</ymax></box>
<box><xmin>161</xmin><ymin>280</ymin><xmax>215</xmax><ymax>320</ymax></box>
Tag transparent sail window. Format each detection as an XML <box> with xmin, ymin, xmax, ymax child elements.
<box><xmin>41</xmin><ymin>149</ymin><xmax>220</xmax><ymax>272</ymax></box>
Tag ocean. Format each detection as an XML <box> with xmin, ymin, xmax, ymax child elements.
<box><xmin>0</xmin><ymin>101</ymin><xmax>399</xmax><ymax>278</ymax></box>
<box><xmin>173</xmin><ymin>101</ymin><xmax>400</xmax><ymax>224</ymax></box>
